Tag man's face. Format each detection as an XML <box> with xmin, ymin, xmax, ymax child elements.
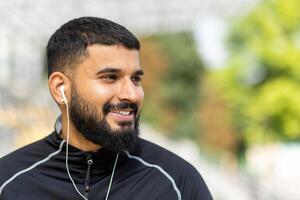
<box><xmin>69</xmin><ymin>45</ymin><xmax>144</xmax><ymax>152</ymax></box>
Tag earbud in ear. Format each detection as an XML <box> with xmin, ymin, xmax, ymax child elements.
<box><xmin>60</xmin><ymin>85</ymin><xmax>67</xmax><ymax>104</ymax></box>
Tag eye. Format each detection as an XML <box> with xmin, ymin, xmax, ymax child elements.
<box><xmin>101</xmin><ymin>74</ymin><xmax>118</xmax><ymax>81</ymax></box>
<box><xmin>132</xmin><ymin>75</ymin><xmax>142</xmax><ymax>84</ymax></box>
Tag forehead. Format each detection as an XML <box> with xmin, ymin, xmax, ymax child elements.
<box><xmin>75</xmin><ymin>44</ymin><xmax>141</xmax><ymax>74</ymax></box>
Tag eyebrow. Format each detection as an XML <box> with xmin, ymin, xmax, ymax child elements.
<box><xmin>96</xmin><ymin>67</ymin><xmax>121</xmax><ymax>75</ymax></box>
<box><xmin>96</xmin><ymin>67</ymin><xmax>144</xmax><ymax>76</ymax></box>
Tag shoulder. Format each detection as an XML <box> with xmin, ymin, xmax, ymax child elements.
<box><xmin>135</xmin><ymin>138</ymin><xmax>197</xmax><ymax>173</ymax></box>
<box><xmin>0</xmin><ymin>136</ymin><xmax>48</xmax><ymax>184</ymax></box>
<box><xmin>134</xmin><ymin>138</ymin><xmax>204</xmax><ymax>180</ymax></box>
<box><xmin>131</xmin><ymin>138</ymin><xmax>212</xmax><ymax>199</ymax></box>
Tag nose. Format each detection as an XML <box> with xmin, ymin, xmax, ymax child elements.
<box><xmin>117</xmin><ymin>78</ymin><xmax>138</xmax><ymax>102</ymax></box>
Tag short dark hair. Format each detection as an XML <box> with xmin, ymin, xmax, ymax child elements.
<box><xmin>47</xmin><ymin>17</ymin><xmax>140</xmax><ymax>78</ymax></box>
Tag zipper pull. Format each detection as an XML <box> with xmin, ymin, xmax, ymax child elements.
<box><xmin>84</xmin><ymin>154</ymin><xmax>93</xmax><ymax>198</ymax></box>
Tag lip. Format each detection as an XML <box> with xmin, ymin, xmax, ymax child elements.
<box><xmin>107</xmin><ymin>111</ymin><xmax>134</xmax><ymax>122</ymax></box>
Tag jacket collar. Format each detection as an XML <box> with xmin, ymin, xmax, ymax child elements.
<box><xmin>49</xmin><ymin>115</ymin><xmax>129</xmax><ymax>173</ymax></box>
<box><xmin>48</xmin><ymin>115</ymin><xmax>140</xmax><ymax>171</ymax></box>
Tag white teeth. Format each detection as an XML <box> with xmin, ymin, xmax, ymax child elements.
<box><xmin>119</xmin><ymin>111</ymin><xmax>130</xmax><ymax>116</ymax></box>
<box><xmin>111</xmin><ymin>109</ymin><xmax>131</xmax><ymax>116</ymax></box>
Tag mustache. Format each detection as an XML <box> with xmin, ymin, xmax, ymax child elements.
<box><xmin>103</xmin><ymin>102</ymin><xmax>138</xmax><ymax>115</ymax></box>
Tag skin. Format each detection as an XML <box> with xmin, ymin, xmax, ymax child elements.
<box><xmin>48</xmin><ymin>44</ymin><xmax>144</xmax><ymax>151</ymax></box>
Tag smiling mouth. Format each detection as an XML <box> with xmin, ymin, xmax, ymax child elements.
<box><xmin>108</xmin><ymin>108</ymin><xmax>135</xmax><ymax>125</ymax></box>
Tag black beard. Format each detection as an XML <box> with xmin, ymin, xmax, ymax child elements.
<box><xmin>69</xmin><ymin>86</ymin><xmax>140</xmax><ymax>153</ymax></box>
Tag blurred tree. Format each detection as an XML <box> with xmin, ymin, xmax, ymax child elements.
<box><xmin>140</xmin><ymin>33</ymin><xmax>204</xmax><ymax>139</ymax></box>
<box><xmin>213</xmin><ymin>0</ymin><xmax>300</xmax><ymax>149</ymax></box>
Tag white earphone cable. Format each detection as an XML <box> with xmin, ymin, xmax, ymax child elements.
<box><xmin>65</xmin><ymin>100</ymin><xmax>88</xmax><ymax>200</ymax></box>
<box><xmin>105</xmin><ymin>153</ymin><xmax>119</xmax><ymax>200</ymax></box>
<box><xmin>63</xmin><ymin>92</ymin><xmax>119</xmax><ymax>200</ymax></box>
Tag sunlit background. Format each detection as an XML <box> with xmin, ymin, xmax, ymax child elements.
<box><xmin>1</xmin><ymin>0</ymin><xmax>300</xmax><ymax>199</ymax></box>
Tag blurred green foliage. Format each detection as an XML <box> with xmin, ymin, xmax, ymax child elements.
<box><xmin>213</xmin><ymin>0</ymin><xmax>300</xmax><ymax>146</ymax></box>
<box><xmin>140</xmin><ymin>33</ymin><xmax>204</xmax><ymax>139</ymax></box>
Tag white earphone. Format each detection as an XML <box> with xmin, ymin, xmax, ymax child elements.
<box><xmin>60</xmin><ymin>85</ymin><xmax>67</xmax><ymax>104</ymax></box>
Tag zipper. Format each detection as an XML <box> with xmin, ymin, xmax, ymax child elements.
<box><xmin>84</xmin><ymin>153</ymin><xmax>93</xmax><ymax>199</ymax></box>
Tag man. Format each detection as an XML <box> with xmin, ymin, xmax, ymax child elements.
<box><xmin>0</xmin><ymin>17</ymin><xmax>212</xmax><ymax>200</ymax></box>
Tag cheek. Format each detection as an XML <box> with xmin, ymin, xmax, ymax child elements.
<box><xmin>93</xmin><ymin>86</ymin><xmax>113</xmax><ymax>97</ymax></box>
<box><xmin>137</xmin><ymin>88</ymin><xmax>144</xmax><ymax>107</ymax></box>
<box><xmin>80</xmin><ymin>82</ymin><xmax>115</xmax><ymax>105</ymax></box>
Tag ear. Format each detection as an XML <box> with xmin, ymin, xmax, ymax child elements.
<box><xmin>48</xmin><ymin>72</ymin><xmax>71</xmax><ymax>105</ymax></box>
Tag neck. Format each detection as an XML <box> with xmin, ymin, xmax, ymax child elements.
<box><xmin>61</xmin><ymin>114</ymin><xmax>101</xmax><ymax>152</ymax></box>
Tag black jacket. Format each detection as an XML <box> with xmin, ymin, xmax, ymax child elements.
<box><xmin>0</xmin><ymin>123</ymin><xmax>212</xmax><ymax>200</ymax></box>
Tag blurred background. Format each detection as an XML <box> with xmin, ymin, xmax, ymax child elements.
<box><xmin>0</xmin><ymin>0</ymin><xmax>300</xmax><ymax>199</ymax></box>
